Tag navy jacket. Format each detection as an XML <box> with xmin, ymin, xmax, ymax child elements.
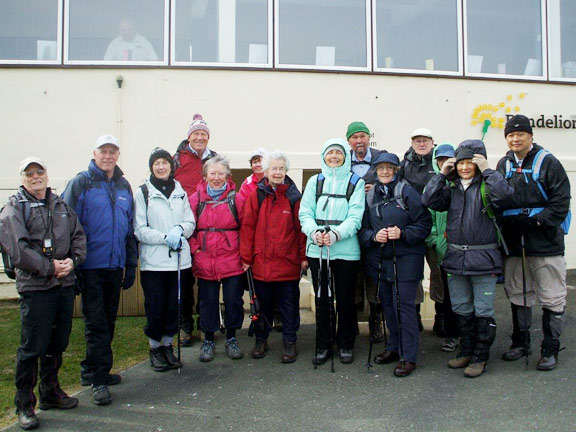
<box><xmin>62</xmin><ymin>160</ymin><xmax>138</xmax><ymax>270</ymax></box>
<box><xmin>422</xmin><ymin>170</ymin><xmax>513</xmax><ymax>276</ymax></box>
<box><xmin>359</xmin><ymin>178</ymin><xmax>432</xmax><ymax>283</ymax></box>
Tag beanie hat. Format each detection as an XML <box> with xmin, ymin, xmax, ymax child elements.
<box><xmin>187</xmin><ymin>113</ymin><xmax>210</xmax><ymax>138</ymax></box>
<box><xmin>149</xmin><ymin>147</ymin><xmax>174</xmax><ymax>172</ymax></box>
<box><xmin>373</xmin><ymin>152</ymin><xmax>400</xmax><ymax>167</ymax></box>
<box><xmin>454</xmin><ymin>147</ymin><xmax>475</xmax><ymax>163</ymax></box>
<box><xmin>346</xmin><ymin>121</ymin><xmax>371</xmax><ymax>140</ymax></box>
<box><xmin>325</xmin><ymin>143</ymin><xmax>345</xmax><ymax>156</ymax></box>
<box><xmin>504</xmin><ymin>115</ymin><xmax>532</xmax><ymax>136</ymax></box>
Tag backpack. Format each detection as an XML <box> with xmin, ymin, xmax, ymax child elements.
<box><xmin>196</xmin><ymin>189</ymin><xmax>239</xmax><ymax>227</ymax></box>
<box><xmin>366</xmin><ymin>180</ymin><xmax>408</xmax><ymax>217</ymax></box>
<box><xmin>480</xmin><ymin>181</ymin><xmax>509</xmax><ymax>255</ymax></box>
<box><xmin>315</xmin><ymin>173</ymin><xmax>361</xmax><ymax>210</ymax></box>
<box><xmin>502</xmin><ymin>149</ymin><xmax>571</xmax><ymax>234</ymax></box>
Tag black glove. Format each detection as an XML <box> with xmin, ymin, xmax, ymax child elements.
<box><xmin>74</xmin><ymin>268</ymin><xmax>84</xmax><ymax>296</ymax></box>
<box><xmin>517</xmin><ymin>214</ymin><xmax>539</xmax><ymax>234</ymax></box>
<box><xmin>122</xmin><ymin>267</ymin><xmax>136</xmax><ymax>290</ymax></box>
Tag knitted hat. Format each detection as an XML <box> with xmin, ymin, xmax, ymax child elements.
<box><xmin>325</xmin><ymin>144</ymin><xmax>345</xmax><ymax>155</ymax></box>
<box><xmin>504</xmin><ymin>115</ymin><xmax>532</xmax><ymax>136</ymax></box>
<box><xmin>454</xmin><ymin>147</ymin><xmax>475</xmax><ymax>163</ymax></box>
<box><xmin>187</xmin><ymin>113</ymin><xmax>210</xmax><ymax>138</ymax></box>
<box><xmin>149</xmin><ymin>147</ymin><xmax>174</xmax><ymax>172</ymax></box>
<box><xmin>346</xmin><ymin>121</ymin><xmax>371</xmax><ymax>140</ymax></box>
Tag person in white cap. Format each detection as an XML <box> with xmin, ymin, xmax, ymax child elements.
<box><xmin>238</xmin><ymin>147</ymin><xmax>267</xmax><ymax>201</ymax></box>
<box><xmin>0</xmin><ymin>157</ymin><xmax>86</xmax><ymax>430</ymax></box>
<box><xmin>62</xmin><ymin>135</ymin><xmax>138</xmax><ymax>406</ymax></box>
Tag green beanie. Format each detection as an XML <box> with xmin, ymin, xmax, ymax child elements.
<box><xmin>346</xmin><ymin>121</ymin><xmax>370</xmax><ymax>140</ymax></box>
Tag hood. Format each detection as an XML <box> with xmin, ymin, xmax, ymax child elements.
<box><xmin>457</xmin><ymin>139</ymin><xmax>487</xmax><ymax>158</ymax></box>
<box><xmin>321</xmin><ymin>138</ymin><xmax>351</xmax><ymax>180</ymax></box>
<box><xmin>258</xmin><ymin>175</ymin><xmax>302</xmax><ymax>204</ymax></box>
<box><xmin>431</xmin><ymin>142</ymin><xmax>456</xmax><ymax>174</ymax></box>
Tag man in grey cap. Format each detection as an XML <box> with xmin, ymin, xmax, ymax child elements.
<box><xmin>62</xmin><ymin>135</ymin><xmax>138</xmax><ymax>405</ymax></box>
<box><xmin>0</xmin><ymin>157</ymin><xmax>86</xmax><ymax>430</ymax></box>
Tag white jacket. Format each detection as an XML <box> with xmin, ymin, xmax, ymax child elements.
<box><xmin>134</xmin><ymin>179</ymin><xmax>195</xmax><ymax>271</ymax></box>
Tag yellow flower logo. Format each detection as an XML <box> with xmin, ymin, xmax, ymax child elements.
<box><xmin>471</xmin><ymin>93</ymin><xmax>526</xmax><ymax>133</ymax></box>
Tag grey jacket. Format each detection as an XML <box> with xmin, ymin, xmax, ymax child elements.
<box><xmin>0</xmin><ymin>187</ymin><xmax>86</xmax><ymax>292</ymax></box>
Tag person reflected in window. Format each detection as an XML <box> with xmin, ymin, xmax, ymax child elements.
<box><xmin>104</xmin><ymin>18</ymin><xmax>158</xmax><ymax>61</ymax></box>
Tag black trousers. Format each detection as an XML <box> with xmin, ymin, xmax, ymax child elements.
<box><xmin>197</xmin><ymin>275</ymin><xmax>245</xmax><ymax>333</ymax></box>
<box><xmin>80</xmin><ymin>269</ymin><xmax>123</xmax><ymax>386</ymax></box>
<box><xmin>141</xmin><ymin>269</ymin><xmax>192</xmax><ymax>342</ymax></box>
<box><xmin>15</xmin><ymin>286</ymin><xmax>74</xmax><ymax>411</ymax></box>
<box><xmin>180</xmin><ymin>273</ymin><xmax>196</xmax><ymax>333</ymax></box>
<box><xmin>309</xmin><ymin>258</ymin><xmax>359</xmax><ymax>350</ymax></box>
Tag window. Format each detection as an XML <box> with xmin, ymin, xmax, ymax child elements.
<box><xmin>465</xmin><ymin>0</ymin><xmax>545</xmax><ymax>78</ymax></box>
<box><xmin>549</xmin><ymin>0</ymin><xmax>576</xmax><ymax>80</ymax></box>
<box><xmin>172</xmin><ymin>0</ymin><xmax>271</xmax><ymax>66</ymax></box>
<box><xmin>0</xmin><ymin>0</ymin><xmax>62</xmax><ymax>64</ymax></box>
<box><xmin>276</xmin><ymin>0</ymin><xmax>370</xmax><ymax>70</ymax></box>
<box><xmin>65</xmin><ymin>0</ymin><xmax>167</xmax><ymax>65</ymax></box>
<box><xmin>374</xmin><ymin>0</ymin><xmax>461</xmax><ymax>74</ymax></box>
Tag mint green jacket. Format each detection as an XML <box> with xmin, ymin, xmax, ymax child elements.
<box><xmin>299</xmin><ymin>138</ymin><xmax>365</xmax><ymax>261</ymax></box>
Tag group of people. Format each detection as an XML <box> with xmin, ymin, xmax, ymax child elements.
<box><xmin>0</xmin><ymin>113</ymin><xmax>570</xmax><ymax>430</ymax></box>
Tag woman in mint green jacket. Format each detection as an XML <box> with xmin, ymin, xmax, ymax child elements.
<box><xmin>299</xmin><ymin>138</ymin><xmax>365</xmax><ymax>366</ymax></box>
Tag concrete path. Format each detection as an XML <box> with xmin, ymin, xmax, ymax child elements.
<box><xmin>2</xmin><ymin>288</ymin><xmax>575</xmax><ymax>432</ymax></box>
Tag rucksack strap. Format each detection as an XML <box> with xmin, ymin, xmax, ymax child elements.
<box><xmin>139</xmin><ymin>184</ymin><xmax>149</xmax><ymax>226</ymax></box>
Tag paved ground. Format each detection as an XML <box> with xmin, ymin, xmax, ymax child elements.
<box><xmin>2</xmin><ymin>287</ymin><xmax>576</xmax><ymax>432</ymax></box>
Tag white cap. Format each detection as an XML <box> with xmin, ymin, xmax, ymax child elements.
<box><xmin>249</xmin><ymin>147</ymin><xmax>267</xmax><ymax>161</ymax></box>
<box><xmin>20</xmin><ymin>156</ymin><xmax>47</xmax><ymax>174</ymax></box>
<box><xmin>94</xmin><ymin>134</ymin><xmax>120</xmax><ymax>150</ymax></box>
<box><xmin>410</xmin><ymin>128</ymin><xmax>433</xmax><ymax>140</ymax></box>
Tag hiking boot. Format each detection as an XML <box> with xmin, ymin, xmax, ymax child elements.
<box><xmin>180</xmin><ymin>329</ymin><xmax>193</xmax><ymax>347</ymax></box>
<box><xmin>447</xmin><ymin>355</ymin><xmax>472</xmax><ymax>369</ymax></box>
<box><xmin>339</xmin><ymin>348</ymin><xmax>354</xmax><ymax>364</ymax></box>
<box><xmin>38</xmin><ymin>394</ymin><xmax>79</xmax><ymax>410</ymax></box>
<box><xmin>374</xmin><ymin>351</ymin><xmax>400</xmax><ymax>365</ymax></box>
<box><xmin>161</xmin><ymin>345</ymin><xmax>183</xmax><ymax>369</ymax></box>
<box><xmin>441</xmin><ymin>337</ymin><xmax>459</xmax><ymax>353</ymax></box>
<box><xmin>464</xmin><ymin>360</ymin><xmax>487</xmax><ymax>378</ymax></box>
<box><xmin>199</xmin><ymin>340</ymin><xmax>215</xmax><ymax>362</ymax></box>
<box><xmin>149</xmin><ymin>347</ymin><xmax>170</xmax><ymax>372</ymax></box>
<box><xmin>251</xmin><ymin>339</ymin><xmax>269</xmax><ymax>359</ymax></box>
<box><xmin>393</xmin><ymin>361</ymin><xmax>416</xmax><ymax>377</ymax></box>
<box><xmin>81</xmin><ymin>373</ymin><xmax>121</xmax><ymax>387</ymax></box>
<box><xmin>281</xmin><ymin>341</ymin><xmax>297</xmax><ymax>363</ymax></box>
<box><xmin>312</xmin><ymin>349</ymin><xmax>332</xmax><ymax>366</ymax></box>
<box><xmin>537</xmin><ymin>353</ymin><xmax>558</xmax><ymax>371</ymax></box>
<box><xmin>17</xmin><ymin>409</ymin><xmax>39</xmax><ymax>430</ymax></box>
<box><xmin>502</xmin><ymin>345</ymin><xmax>531</xmax><ymax>361</ymax></box>
<box><xmin>92</xmin><ymin>385</ymin><xmax>112</xmax><ymax>406</ymax></box>
<box><xmin>225</xmin><ymin>338</ymin><xmax>243</xmax><ymax>360</ymax></box>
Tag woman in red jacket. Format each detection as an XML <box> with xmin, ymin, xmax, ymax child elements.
<box><xmin>189</xmin><ymin>155</ymin><xmax>245</xmax><ymax>362</ymax></box>
<box><xmin>240</xmin><ymin>150</ymin><xmax>308</xmax><ymax>363</ymax></box>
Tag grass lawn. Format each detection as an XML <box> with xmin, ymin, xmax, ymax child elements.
<box><xmin>0</xmin><ymin>299</ymin><xmax>149</xmax><ymax>428</ymax></box>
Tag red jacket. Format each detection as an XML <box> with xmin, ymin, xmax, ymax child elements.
<box><xmin>237</xmin><ymin>173</ymin><xmax>262</xmax><ymax>201</ymax></box>
<box><xmin>240</xmin><ymin>177</ymin><xmax>307</xmax><ymax>282</ymax></box>
<box><xmin>189</xmin><ymin>179</ymin><xmax>244</xmax><ymax>280</ymax></box>
<box><xmin>173</xmin><ymin>141</ymin><xmax>217</xmax><ymax>196</ymax></box>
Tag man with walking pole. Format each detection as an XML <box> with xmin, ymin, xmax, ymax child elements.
<box><xmin>497</xmin><ymin>115</ymin><xmax>571</xmax><ymax>371</ymax></box>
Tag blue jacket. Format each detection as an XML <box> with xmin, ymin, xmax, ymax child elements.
<box><xmin>62</xmin><ymin>160</ymin><xmax>138</xmax><ymax>270</ymax></box>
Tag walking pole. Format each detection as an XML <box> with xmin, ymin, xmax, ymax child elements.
<box><xmin>520</xmin><ymin>234</ymin><xmax>529</xmax><ymax>366</ymax></box>
<box><xmin>366</xmin><ymin>245</ymin><xmax>385</xmax><ymax>372</ymax></box>
<box><xmin>176</xmin><ymin>249</ymin><xmax>182</xmax><ymax>374</ymax></box>
<box><xmin>314</xmin><ymin>238</ymin><xmax>323</xmax><ymax>370</ymax></box>
<box><xmin>325</xmin><ymin>235</ymin><xmax>335</xmax><ymax>374</ymax></box>
<box><xmin>391</xmin><ymin>235</ymin><xmax>404</xmax><ymax>361</ymax></box>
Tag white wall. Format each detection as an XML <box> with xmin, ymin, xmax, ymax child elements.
<box><xmin>1</xmin><ymin>68</ymin><xmax>575</xmax><ymax>265</ymax></box>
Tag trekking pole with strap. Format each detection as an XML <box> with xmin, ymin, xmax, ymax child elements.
<box><xmin>325</xmin><ymin>226</ymin><xmax>335</xmax><ymax>373</ymax></box>
<box><xmin>366</xmin><ymin>244</ymin><xmax>385</xmax><ymax>372</ymax></box>
<box><xmin>520</xmin><ymin>234</ymin><xmax>529</xmax><ymax>366</ymax></box>
<box><xmin>176</xmin><ymin>248</ymin><xmax>182</xmax><ymax>374</ymax></box>
<box><xmin>391</xmin><ymin>234</ymin><xmax>404</xmax><ymax>361</ymax></box>
<box><xmin>314</xmin><ymin>233</ymin><xmax>324</xmax><ymax>370</ymax></box>
<box><xmin>246</xmin><ymin>268</ymin><xmax>270</xmax><ymax>336</ymax></box>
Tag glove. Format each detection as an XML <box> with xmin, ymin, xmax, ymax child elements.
<box><xmin>472</xmin><ymin>154</ymin><xmax>489</xmax><ymax>173</ymax></box>
<box><xmin>326</xmin><ymin>230</ymin><xmax>341</xmax><ymax>246</ymax></box>
<box><xmin>440</xmin><ymin>158</ymin><xmax>456</xmax><ymax>176</ymax></box>
<box><xmin>122</xmin><ymin>267</ymin><xmax>136</xmax><ymax>290</ymax></box>
<box><xmin>312</xmin><ymin>229</ymin><xmax>324</xmax><ymax>246</ymax></box>
<box><xmin>74</xmin><ymin>268</ymin><xmax>84</xmax><ymax>296</ymax></box>
<box><xmin>166</xmin><ymin>226</ymin><xmax>184</xmax><ymax>250</ymax></box>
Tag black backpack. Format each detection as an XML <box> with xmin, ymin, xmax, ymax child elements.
<box><xmin>1</xmin><ymin>193</ymin><xmax>34</xmax><ymax>279</ymax></box>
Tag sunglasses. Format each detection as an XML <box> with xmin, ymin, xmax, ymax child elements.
<box><xmin>23</xmin><ymin>169</ymin><xmax>46</xmax><ymax>178</ymax></box>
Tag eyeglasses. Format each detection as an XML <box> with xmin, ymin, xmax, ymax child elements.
<box><xmin>23</xmin><ymin>169</ymin><xmax>46</xmax><ymax>178</ymax></box>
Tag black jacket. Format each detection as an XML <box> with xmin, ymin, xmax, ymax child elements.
<box><xmin>399</xmin><ymin>147</ymin><xmax>436</xmax><ymax>194</ymax></box>
<box><xmin>422</xmin><ymin>170</ymin><xmax>513</xmax><ymax>276</ymax></box>
<box><xmin>350</xmin><ymin>147</ymin><xmax>385</xmax><ymax>185</ymax></box>
<box><xmin>496</xmin><ymin>143</ymin><xmax>571</xmax><ymax>257</ymax></box>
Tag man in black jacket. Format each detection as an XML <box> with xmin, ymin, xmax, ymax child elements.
<box><xmin>497</xmin><ymin>114</ymin><xmax>571</xmax><ymax>371</ymax></box>
<box><xmin>0</xmin><ymin>157</ymin><xmax>86</xmax><ymax>430</ymax></box>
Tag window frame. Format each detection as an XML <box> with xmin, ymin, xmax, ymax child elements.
<box><xmin>274</xmin><ymin>0</ymin><xmax>372</xmax><ymax>72</ymax></box>
<box><xmin>463</xmin><ymin>0</ymin><xmax>547</xmax><ymax>81</ymax></box>
<box><xmin>0</xmin><ymin>0</ymin><xmax>63</xmax><ymax>65</ymax></box>
<box><xmin>547</xmin><ymin>0</ymin><xmax>576</xmax><ymax>83</ymax></box>
<box><xmin>372</xmin><ymin>0</ymin><xmax>463</xmax><ymax>76</ymax></box>
<box><xmin>63</xmin><ymin>0</ymin><xmax>169</xmax><ymax>66</ymax></box>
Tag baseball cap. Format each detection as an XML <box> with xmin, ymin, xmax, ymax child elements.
<box><xmin>94</xmin><ymin>134</ymin><xmax>120</xmax><ymax>150</ymax></box>
<box><xmin>410</xmin><ymin>128</ymin><xmax>433</xmax><ymax>140</ymax></box>
<box><xmin>20</xmin><ymin>156</ymin><xmax>47</xmax><ymax>174</ymax></box>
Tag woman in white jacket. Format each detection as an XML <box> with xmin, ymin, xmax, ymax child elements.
<box><xmin>134</xmin><ymin>148</ymin><xmax>196</xmax><ymax>372</ymax></box>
